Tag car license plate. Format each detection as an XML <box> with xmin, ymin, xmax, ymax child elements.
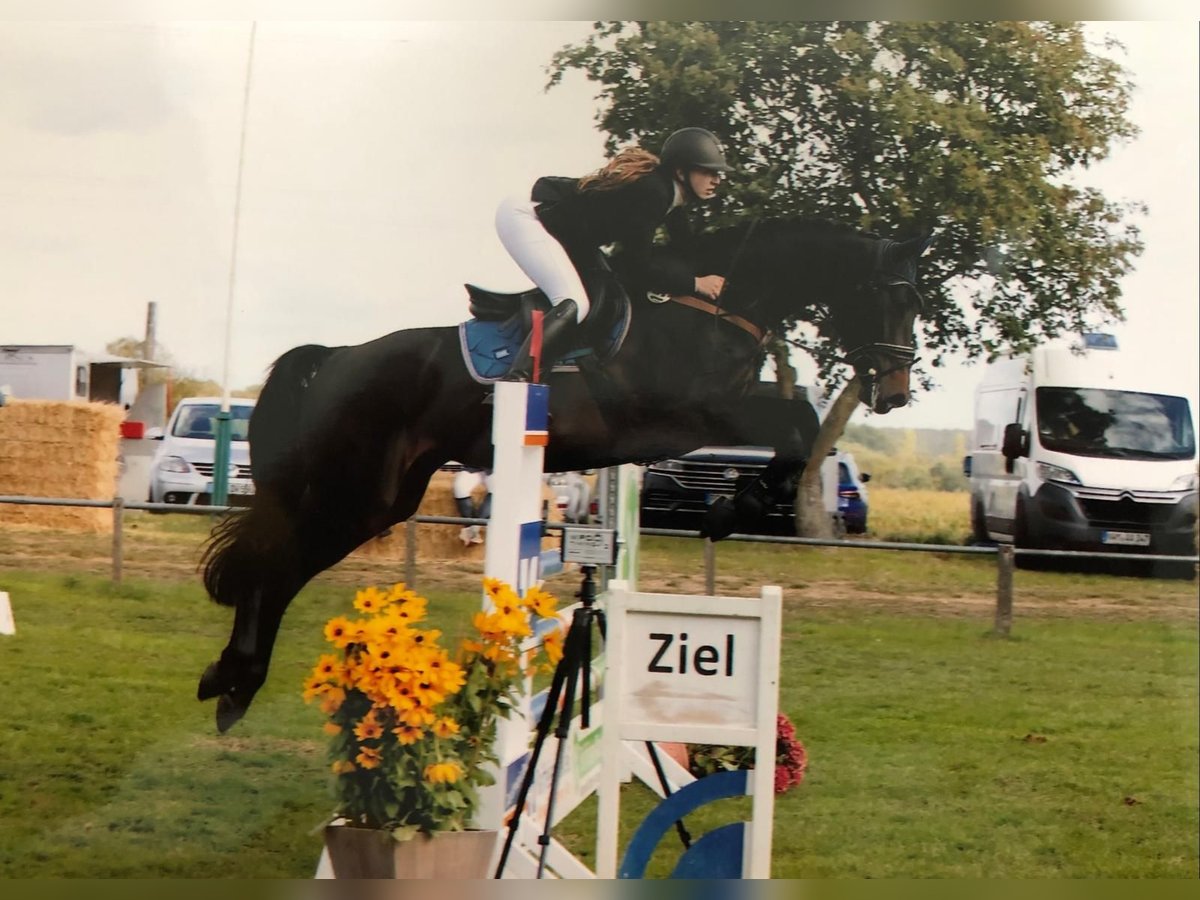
<box><xmin>1101</xmin><ymin>530</ymin><xmax>1150</xmax><ymax>546</ymax></box>
<box><xmin>206</xmin><ymin>481</ymin><xmax>255</xmax><ymax>496</ymax></box>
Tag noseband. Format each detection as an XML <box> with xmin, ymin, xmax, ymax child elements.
<box><xmin>841</xmin><ymin>276</ymin><xmax>923</xmax><ymax>394</ymax></box>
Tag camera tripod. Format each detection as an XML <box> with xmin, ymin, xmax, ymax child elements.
<box><xmin>494</xmin><ymin>564</ymin><xmax>605</xmax><ymax>878</ymax></box>
<box><xmin>493</xmin><ymin>566</ymin><xmax>691</xmax><ymax>879</ymax></box>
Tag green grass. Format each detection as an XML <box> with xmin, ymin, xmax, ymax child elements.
<box><xmin>0</xmin><ymin>539</ymin><xmax>1196</xmax><ymax>878</ymax></box>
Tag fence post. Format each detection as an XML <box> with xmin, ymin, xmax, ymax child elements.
<box><xmin>405</xmin><ymin>518</ymin><xmax>418</xmax><ymax>589</ymax></box>
<box><xmin>994</xmin><ymin>544</ymin><xmax>1014</xmax><ymax>637</ymax></box>
<box><xmin>111</xmin><ymin>498</ymin><xmax>124</xmax><ymax>585</ymax></box>
<box><xmin>704</xmin><ymin>538</ymin><xmax>716</xmax><ymax>595</ymax></box>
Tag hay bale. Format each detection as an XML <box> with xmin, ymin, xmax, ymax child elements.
<box><xmin>0</xmin><ymin>399</ymin><xmax>125</xmax><ymax>531</ymax></box>
<box><xmin>352</xmin><ymin>470</ymin><xmax>563</xmax><ymax>561</ymax></box>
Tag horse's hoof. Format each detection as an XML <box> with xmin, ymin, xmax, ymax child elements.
<box><xmin>197</xmin><ymin>660</ymin><xmax>225</xmax><ymax>701</ymax></box>
<box><xmin>700</xmin><ymin>498</ymin><xmax>737</xmax><ymax>541</ymax></box>
<box><xmin>216</xmin><ymin>694</ymin><xmax>248</xmax><ymax>734</ymax></box>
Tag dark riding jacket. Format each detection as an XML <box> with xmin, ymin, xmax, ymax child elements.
<box><xmin>530</xmin><ymin>168</ymin><xmax>698</xmax><ymax>296</ymax></box>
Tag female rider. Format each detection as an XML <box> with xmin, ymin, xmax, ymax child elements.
<box><xmin>494</xmin><ymin>126</ymin><xmax>732</xmax><ymax>381</ymax></box>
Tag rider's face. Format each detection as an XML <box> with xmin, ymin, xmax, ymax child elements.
<box><xmin>685</xmin><ymin>167</ymin><xmax>723</xmax><ymax>201</ymax></box>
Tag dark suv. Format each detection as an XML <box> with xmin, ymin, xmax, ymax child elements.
<box><xmin>640</xmin><ymin>446</ymin><xmax>870</xmax><ymax>535</ymax></box>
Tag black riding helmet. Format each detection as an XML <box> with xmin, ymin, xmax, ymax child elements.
<box><xmin>659</xmin><ymin>127</ymin><xmax>733</xmax><ymax>173</ymax></box>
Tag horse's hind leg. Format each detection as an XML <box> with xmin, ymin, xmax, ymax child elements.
<box><xmin>198</xmin><ymin>499</ymin><xmax>380</xmax><ymax>732</ymax></box>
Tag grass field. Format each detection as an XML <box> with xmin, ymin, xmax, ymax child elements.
<box><xmin>0</xmin><ymin>512</ymin><xmax>1196</xmax><ymax>878</ymax></box>
<box><xmin>867</xmin><ymin>487</ymin><xmax>971</xmax><ymax>544</ymax></box>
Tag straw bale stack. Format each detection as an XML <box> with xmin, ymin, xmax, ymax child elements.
<box><xmin>0</xmin><ymin>399</ymin><xmax>125</xmax><ymax>531</ymax></box>
<box><xmin>353</xmin><ymin>470</ymin><xmax>563</xmax><ymax>562</ymax></box>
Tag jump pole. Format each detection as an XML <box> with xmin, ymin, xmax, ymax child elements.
<box><xmin>476</xmin><ymin>380</ymin><xmax>566</xmax><ymax>874</ymax></box>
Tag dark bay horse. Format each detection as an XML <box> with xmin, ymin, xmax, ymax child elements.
<box><xmin>198</xmin><ymin>217</ymin><xmax>931</xmax><ymax>731</ymax></box>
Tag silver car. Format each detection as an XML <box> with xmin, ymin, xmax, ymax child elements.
<box><xmin>147</xmin><ymin>397</ymin><xmax>256</xmax><ymax>506</ymax></box>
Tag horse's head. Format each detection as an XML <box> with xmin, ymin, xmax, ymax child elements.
<box><xmin>828</xmin><ymin>233</ymin><xmax>932</xmax><ymax>415</ymax></box>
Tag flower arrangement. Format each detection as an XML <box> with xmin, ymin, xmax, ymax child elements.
<box><xmin>688</xmin><ymin>713</ymin><xmax>808</xmax><ymax>794</ymax></box>
<box><xmin>303</xmin><ymin>579</ymin><xmax>562</xmax><ymax>839</ymax></box>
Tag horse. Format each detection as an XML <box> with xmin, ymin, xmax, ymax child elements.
<box><xmin>197</xmin><ymin>216</ymin><xmax>932</xmax><ymax>732</ymax></box>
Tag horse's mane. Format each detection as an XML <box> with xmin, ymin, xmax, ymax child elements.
<box><xmin>699</xmin><ymin>215</ymin><xmax>879</xmax><ymax>258</ymax></box>
<box><xmin>688</xmin><ymin>215</ymin><xmax>885</xmax><ymax>290</ymax></box>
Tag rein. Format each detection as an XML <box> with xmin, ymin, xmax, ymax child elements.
<box><xmin>666</xmin><ymin>294</ymin><xmax>768</xmax><ymax>346</ymax></box>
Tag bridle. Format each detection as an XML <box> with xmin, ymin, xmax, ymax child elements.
<box><xmin>840</xmin><ymin>276</ymin><xmax>924</xmax><ymax>404</ymax></box>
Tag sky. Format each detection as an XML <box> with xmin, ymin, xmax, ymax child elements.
<box><xmin>1</xmin><ymin>15</ymin><xmax>1196</xmax><ymax>431</ymax></box>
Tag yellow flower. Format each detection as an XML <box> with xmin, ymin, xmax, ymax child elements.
<box><xmin>432</xmin><ymin>717</ymin><xmax>460</xmax><ymax>738</ymax></box>
<box><xmin>392</xmin><ymin>592</ymin><xmax>429</xmax><ymax>624</ymax></box>
<box><xmin>323</xmin><ymin>616</ymin><xmax>359</xmax><ymax>649</ymax></box>
<box><xmin>313</xmin><ymin>653</ymin><xmax>344</xmax><ymax>680</ymax></box>
<box><xmin>356</xmin><ymin>746</ymin><xmax>383</xmax><ymax>769</ymax></box>
<box><xmin>331</xmin><ymin>760</ymin><xmax>356</xmax><ymax>775</ymax></box>
<box><xmin>393</xmin><ymin>723</ymin><xmax>424</xmax><ymax>745</ymax></box>
<box><xmin>353</xmin><ymin>586</ymin><xmax>388</xmax><ymax>614</ymax></box>
<box><xmin>428</xmin><ymin>659</ymin><xmax>466</xmax><ymax>694</ymax></box>
<box><xmin>319</xmin><ymin>687</ymin><xmax>346</xmax><ymax>715</ymax></box>
<box><xmin>542</xmin><ymin>628</ymin><xmax>564</xmax><ymax>666</ymax></box>
<box><xmin>523</xmin><ymin>586</ymin><xmax>559</xmax><ymax>619</ymax></box>
<box><xmin>302</xmin><ymin>676</ymin><xmax>332</xmax><ymax>703</ymax></box>
<box><xmin>402</xmin><ymin>706</ymin><xmax>438</xmax><ymax>728</ymax></box>
<box><xmin>354</xmin><ymin>714</ymin><xmax>384</xmax><ymax>741</ymax></box>
<box><xmin>322</xmin><ymin>722</ymin><xmax>343</xmax><ymax>736</ymax></box>
<box><xmin>424</xmin><ymin>761</ymin><xmax>463</xmax><ymax>785</ymax></box>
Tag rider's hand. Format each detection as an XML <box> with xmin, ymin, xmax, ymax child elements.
<box><xmin>694</xmin><ymin>274</ymin><xmax>726</xmax><ymax>300</ymax></box>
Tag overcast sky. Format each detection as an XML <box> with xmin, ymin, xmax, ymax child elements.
<box><xmin>1</xmin><ymin>18</ymin><xmax>1196</xmax><ymax>430</ymax></box>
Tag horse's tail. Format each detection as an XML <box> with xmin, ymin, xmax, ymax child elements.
<box><xmin>201</xmin><ymin>503</ymin><xmax>297</xmax><ymax>607</ymax></box>
<box><xmin>200</xmin><ymin>344</ymin><xmax>332</xmax><ymax>608</ymax></box>
<box><xmin>249</xmin><ymin>343</ymin><xmax>335</xmax><ymax>486</ymax></box>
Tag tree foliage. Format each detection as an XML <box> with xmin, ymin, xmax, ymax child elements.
<box><xmin>105</xmin><ymin>335</ymin><xmax>260</xmax><ymax>412</ymax></box>
<box><xmin>549</xmin><ymin>21</ymin><xmax>1143</xmax><ymax>377</ymax></box>
<box><xmin>549</xmin><ymin>21</ymin><xmax>1143</xmax><ymax>536</ymax></box>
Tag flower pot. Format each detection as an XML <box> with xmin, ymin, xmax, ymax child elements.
<box><xmin>323</xmin><ymin>824</ymin><xmax>498</xmax><ymax>879</ymax></box>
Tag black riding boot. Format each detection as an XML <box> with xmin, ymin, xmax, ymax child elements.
<box><xmin>502</xmin><ymin>299</ymin><xmax>580</xmax><ymax>383</ymax></box>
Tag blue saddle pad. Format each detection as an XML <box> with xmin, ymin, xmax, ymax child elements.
<box><xmin>458</xmin><ymin>305</ymin><xmax>629</xmax><ymax>384</ymax></box>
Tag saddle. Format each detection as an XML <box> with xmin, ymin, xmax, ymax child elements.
<box><xmin>458</xmin><ymin>263</ymin><xmax>631</xmax><ymax>383</ymax></box>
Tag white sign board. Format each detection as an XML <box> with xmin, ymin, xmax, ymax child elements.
<box><xmin>619</xmin><ymin>610</ymin><xmax>762</xmax><ymax>737</ymax></box>
<box><xmin>0</xmin><ymin>591</ymin><xmax>13</xmax><ymax>635</ymax></box>
<box><xmin>596</xmin><ymin>582</ymin><xmax>782</xmax><ymax>878</ymax></box>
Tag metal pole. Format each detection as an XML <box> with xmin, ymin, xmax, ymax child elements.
<box><xmin>704</xmin><ymin>538</ymin><xmax>716</xmax><ymax>595</ymax></box>
<box><xmin>214</xmin><ymin>21</ymin><xmax>258</xmax><ymax>508</ymax></box>
<box><xmin>111</xmin><ymin>497</ymin><xmax>124</xmax><ymax>585</ymax></box>
<box><xmin>994</xmin><ymin>544</ymin><xmax>1014</xmax><ymax>637</ymax></box>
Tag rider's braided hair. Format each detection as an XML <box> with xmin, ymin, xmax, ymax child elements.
<box><xmin>578</xmin><ymin>147</ymin><xmax>660</xmax><ymax>192</ymax></box>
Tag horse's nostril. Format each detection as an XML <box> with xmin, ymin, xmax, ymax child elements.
<box><xmin>886</xmin><ymin>393</ymin><xmax>908</xmax><ymax>410</ymax></box>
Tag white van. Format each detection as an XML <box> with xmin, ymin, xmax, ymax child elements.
<box><xmin>963</xmin><ymin>334</ymin><xmax>1197</xmax><ymax>557</ymax></box>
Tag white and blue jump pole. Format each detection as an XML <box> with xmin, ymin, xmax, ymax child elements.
<box><xmin>481</xmin><ymin>380</ymin><xmax>551</xmax><ymax>598</ymax></box>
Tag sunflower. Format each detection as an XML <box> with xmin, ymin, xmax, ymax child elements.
<box><xmin>356</xmin><ymin>746</ymin><xmax>383</xmax><ymax>769</ymax></box>
<box><xmin>323</xmin><ymin>616</ymin><xmax>359</xmax><ymax>649</ymax></box>
<box><xmin>354</xmin><ymin>714</ymin><xmax>384</xmax><ymax>741</ymax></box>
<box><xmin>424</xmin><ymin>761</ymin><xmax>463</xmax><ymax>784</ymax></box>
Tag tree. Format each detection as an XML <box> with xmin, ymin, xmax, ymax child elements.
<box><xmin>548</xmin><ymin>21</ymin><xmax>1143</xmax><ymax>533</ymax></box>
<box><xmin>105</xmin><ymin>336</ymin><xmax>260</xmax><ymax>415</ymax></box>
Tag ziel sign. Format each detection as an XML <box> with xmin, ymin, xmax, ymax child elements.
<box><xmin>596</xmin><ymin>583</ymin><xmax>782</xmax><ymax>877</ymax></box>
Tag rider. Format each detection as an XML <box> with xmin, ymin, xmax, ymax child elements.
<box><xmin>493</xmin><ymin>126</ymin><xmax>733</xmax><ymax>382</ymax></box>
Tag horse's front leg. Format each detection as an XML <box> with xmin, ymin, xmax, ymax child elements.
<box><xmin>699</xmin><ymin>394</ymin><xmax>821</xmax><ymax>540</ymax></box>
<box><xmin>699</xmin><ymin>451</ymin><xmax>804</xmax><ymax>541</ymax></box>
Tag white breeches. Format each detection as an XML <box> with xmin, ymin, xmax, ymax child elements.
<box><xmin>452</xmin><ymin>469</ymin><xmax>492</xmax><ymax>500</ymax></box>
<box><xmin>494</xmin><ymin>195</ymin><xmax>590</xmax><ymax>322</ymax></box>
